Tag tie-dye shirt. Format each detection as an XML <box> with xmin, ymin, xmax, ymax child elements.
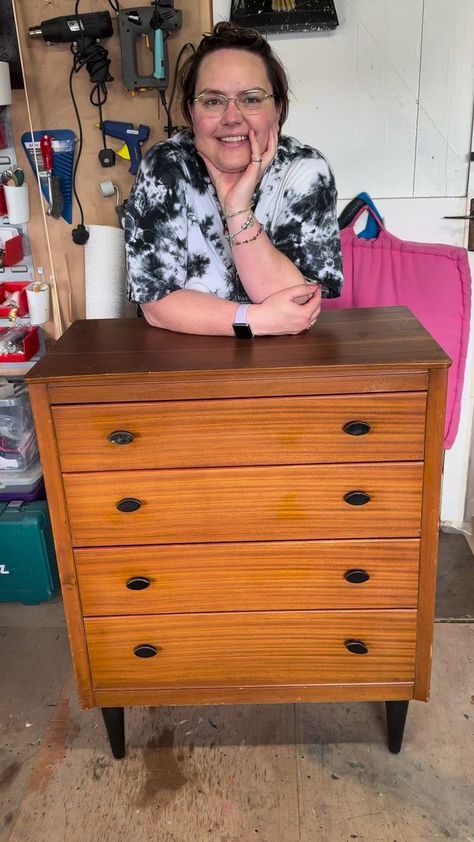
<box><xmin>125</xmin><ymin>130</ymin><xmax>343</xmax><ymax>303</ymax></box>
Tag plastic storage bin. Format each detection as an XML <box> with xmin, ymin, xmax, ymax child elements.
<box><xmin>0</xmin><ymin>325</ymin><xmax>39</xmax><ymax>363</ymax></box>
<box><xmin>0</xmin><ymin>458</ymin><xmax>45</xmax><ymax>502</ymax></box>
<box><xmin>0</xmin><ymin>500</ymin><xmax>59</xmax><ymax>604</ymax></box>
<box><xmin>0</xmin><ymin>382</ymin><xmax>39</xmax><ymax>470</ymax></box>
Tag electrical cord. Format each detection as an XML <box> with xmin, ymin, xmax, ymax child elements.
<box><xmin>159</xmin><ymin>89</ymin><xmax>171</xmax><ymax>137</ymax></box>
<box><xmin>68</xmin><ymin>64</ymin><xmax>88</xmax><ymax>244</ymax></box>
<box><xmin>164</xmin><ymin>41</ymin><xmax>196</xmax><ymax>137</ymax></box>
<box><xmin>71</xmin><ymin>37</ymin><xmax>114</xmax><ymax>151</ymax></box>
<box><xmin>151</xmin><ymin>0</ymin><xmax>163</xmax><ymax>29</ymax></box>
<box><xmin>68</xmin><ymin>0</ymin><xmax>115</xmax><ymax>243</ymax></box>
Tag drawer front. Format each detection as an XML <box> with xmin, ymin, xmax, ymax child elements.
<box><xmin>76</xmin><ymin>539</ymin><xmax>420</xmax><ymax>615</ymax></box>
<box><xmin>65</xmin><ymin>463</ymin><xmax>423</xmax><ymax>546</ymax></box>
<box><xmin>53</xmin><ymin>393</ymin><xmax>426</xmax><ymax>471</ymax></box>
<box><xmin>85</xmin><ymin>610</ymin><xmax>417</xmax><ymax>689</ymax></box>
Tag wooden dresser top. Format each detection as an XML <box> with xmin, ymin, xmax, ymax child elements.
<box><xmin>27</xmin><ymin>308</ymin><xmax>450</xmax><ymax>385</ymax></box>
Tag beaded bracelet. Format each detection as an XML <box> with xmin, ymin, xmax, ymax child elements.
<box><xmin>232</xmin><ymin>223</ymin><xmax>264</xmax><ymax>246</ymax></box>
<box><xmin>225</xmin><ymin>206</ymin><xmax>252</xmax><ymax>220</ymax></box>
<box><xmin>224</xmin><ymin>210</ymin><xmax>256</xmax><ymax>246</ymax></box>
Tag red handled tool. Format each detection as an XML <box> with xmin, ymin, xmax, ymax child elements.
<box><xmin>39</xmin><ymin>134</ymin><xmax>62</xmax><ymax>218</ymax></box>
<box><xmin>40</xmin><ymin>134</ymin><xmax>53</xmax><ymax>215</ymax></box>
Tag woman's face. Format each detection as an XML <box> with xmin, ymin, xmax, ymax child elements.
<box><xmin>190</xmin><ymin>49</ymin><xmax>280</xmax><ymax>174</ymax></box>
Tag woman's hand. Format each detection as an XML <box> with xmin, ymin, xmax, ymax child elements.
<box><xmin>197</xmin><ymin>125</ymin><xmax>279</xmax><ymax>214</ymax></box>
<box><xmin>248</xmin><ymin>283</ymin><xmax>322</xmax><ymax>336</ymax></box>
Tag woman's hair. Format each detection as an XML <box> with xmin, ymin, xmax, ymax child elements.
<box><xmin>178</xmin><ymin>21</ymin><xmax>289</xmax><ymax>129</ymax></box>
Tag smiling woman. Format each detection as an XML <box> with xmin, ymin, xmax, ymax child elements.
<box><xmin>124</xmin><ymin>21</ymin><xmax>343</xmax><ymax>337</ymax></box>
<box><xmin>190</xmin><ymin>49</ymin><xmax>279</xmax><ymax>178</ymax></box>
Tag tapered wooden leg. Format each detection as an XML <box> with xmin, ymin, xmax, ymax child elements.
<box><xmin>385</xmin><ymin>700</ymin><xmax>409</xmax><ymax>753</ymax></box>
<box><xmin>101</xmin><ymin>707</ymin><xmax>125</xmax><ymax>759</ymax></box>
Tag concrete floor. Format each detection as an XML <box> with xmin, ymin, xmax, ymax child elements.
<box><xmin>436</xmin><ymin>531</ymin><xmax>474</xmax><ymax>622</ymax></box>
<box><xmin>1</xmin><ymin>533</ymin><xmax>473</xmax><ymax>842</ymax></box>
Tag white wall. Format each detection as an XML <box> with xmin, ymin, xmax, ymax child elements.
<box><xmin>214</xmin><ymin>0</ymin><xmax>474</xmax><ymax>201</ymax></box>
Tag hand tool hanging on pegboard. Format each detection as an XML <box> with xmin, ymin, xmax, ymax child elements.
<box><xmin>117</xmin><ymin>2</ymin><xmax>190</xmax><ymax>140</ymax></box>
<box><xmin>98</xmin><ymin>121</ymin><xmax>150</xmax><ymax>176</ymax></box>
<box><xmin>39</xmin><ymin>135</ymin><xmax>63</xmax><ymax>219</ymax></box>
<box><xmin>118</xmin><ymin>2</ymin><xmax>182</xmax><ymax>91</ymax></box>
<box><xmin>99</xmin><ymin>180</ymin><xmax>126</xmax><ymax>229</ymax></box>
<box><xmin>26</xmin><ymin>2</ymin><xmax>194</xmax><ymax>242</ymax></box>
<box><xmin>21</xmin><ymin>130</ymin><xmax>75</xmax><ymax>225</ymax></box>
<box><xmin>28</xmin><ymin>8</ymin><xmax>116</xmax><ymax>244</ymax></box>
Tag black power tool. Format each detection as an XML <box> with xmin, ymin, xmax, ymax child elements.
<box><xmin>28</xmin><ymin>11</ymin><xmax>113</xmax><ymax>45</ymax></box>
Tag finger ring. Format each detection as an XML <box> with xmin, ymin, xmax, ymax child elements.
<box><xmin>251</xmin><ymin>157</ymin><xmax>263</xmax><ymax>163</ymax></box>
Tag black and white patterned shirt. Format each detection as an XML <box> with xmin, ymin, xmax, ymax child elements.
<box><xmin>125</xmin><ymin>130</ymin><xmax>343</xmax><ymax>303</ymax></box>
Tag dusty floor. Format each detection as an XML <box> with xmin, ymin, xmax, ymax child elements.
<box><xmin>1</xmin><ymin>532</ymin><xmax>473</xmax><ymax>842</ymax></box>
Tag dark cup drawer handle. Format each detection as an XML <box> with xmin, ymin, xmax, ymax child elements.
<box><xmin>117</xmin><ymin>498</ymin><xmax>142</xmax><ymax>513</ymax></box>
<box><xmin>134</xmin><ymin>644</ymin><xmax>158</xmax><ymax>659</ymax></box>
<box><xmin>344</xmin><ymin>569</ymin><xmax>370</xmax><ymax>584</ymax></box>
<box><xmin>345</xmin><ymin>639</ymin><xmax>368</xmax><ymax>655</ymax></box>
<box><xmin>343</xmin><ymin>421</ymin><xmax>371</xmax><ymax>436</ymax></box>
<box><xmin>344</xmin><ymin>491</ymin><xmax>370</xmax><ymax>506</ymax></box>
<box><xmin>126</xmin><ymin>577</ymin><xmax>151</xmax><ymax>591</ymax></box>
<box><xmin>108</xmin><ymin>430</ymin><xmax>134</xmax><ymax>445</ymax></box>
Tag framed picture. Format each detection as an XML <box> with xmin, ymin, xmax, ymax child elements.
<box><xmin>230</xmin><ymin>0</ymin><xmax>339</xmax><ymax>34</ymax></box>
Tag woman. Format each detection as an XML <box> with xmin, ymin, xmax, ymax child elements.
<box><xmin>125</xmin><ymin>21</ymin><xmax>343</xmax><ymax>336</ymax></box>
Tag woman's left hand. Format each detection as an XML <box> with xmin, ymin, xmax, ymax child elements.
<box><xmin>198</xmin><ymin>125</ymin><xmax>279</xmax><ymax>215</ymax></box>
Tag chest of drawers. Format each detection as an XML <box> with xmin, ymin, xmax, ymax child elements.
<box><xmin>26</xmin><ymin>307</ymin><xmax>450</xmax><ymax>758</ymax></box>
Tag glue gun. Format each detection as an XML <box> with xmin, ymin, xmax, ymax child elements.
<box><xmin>99</xmin><ymin>121</ymin><xmax>150</xmax><ymax>175</ymax></box>
<box><xmin>118</xmin><ymin>3</ymin><xmax>182</xmax><ymax>91</ymax></box>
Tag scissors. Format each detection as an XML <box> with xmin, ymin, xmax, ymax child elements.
<box><xmin>0</xmin><ymin>167</ymin><xmax>24</xmax><ymax>186</ymax></box>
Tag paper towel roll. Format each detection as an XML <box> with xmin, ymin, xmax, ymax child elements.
<box><xmin>0</xmin><ymin>62</ymin><xmax>12</xmax><ymax>106</ymax></box>
<box><xmin>85</xmin><ymin>225</ymin><xmax>136</xmax><ymax>319</ymax></box>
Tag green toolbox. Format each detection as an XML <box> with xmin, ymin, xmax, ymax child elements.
<box><xmin>0</xmin><ymin>500</ymin><xmax>59</xmax><ymax>604</ymax></box>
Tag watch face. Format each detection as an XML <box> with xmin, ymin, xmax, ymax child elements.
<box><xmin>233</xmin><ymin>323</ymin><xmax>253</xmax><ymax>339</ymax></box>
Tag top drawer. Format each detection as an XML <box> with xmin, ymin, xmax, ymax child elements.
<box><xmin>52</xmin><ymin>393</ymin><xmax>426</xmax><ymax>471</ymax></box>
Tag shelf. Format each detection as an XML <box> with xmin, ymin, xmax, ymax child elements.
<box><xmin>0</xmin><ymin>330</ymin><xmax>45</xmax><ymax>378</ymax></box>
<box><xmin>0</xmin><ymin>355</ymin><xmax>41</xmax><ymax>378</ymax></box>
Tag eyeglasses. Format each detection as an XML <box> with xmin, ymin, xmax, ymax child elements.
<box><xmin>193</xmin><ymin>89</ymin><xmax>275</xmax><ymax>115</ymax></box>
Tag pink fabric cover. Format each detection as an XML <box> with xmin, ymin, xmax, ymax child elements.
<box><xmin>322</xmin><ymin>212</ymin><xmax>471</xmax><ymax>448</ymax></box>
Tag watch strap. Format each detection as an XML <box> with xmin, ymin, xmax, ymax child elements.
<box><xmin>232</xmin><ymin>303</ymin><xmax>254</xmax><ymax>338</ymax></box>
<box><xmin>233</xmin><ymin>303</ymin><xmax>250</xmax><ymax>326</ymax></box>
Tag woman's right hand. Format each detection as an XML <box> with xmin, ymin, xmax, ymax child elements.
<box><xmin>248</xmin><ymin>284</ymin><xmax>322</xmax><ymax>336</ymax></box>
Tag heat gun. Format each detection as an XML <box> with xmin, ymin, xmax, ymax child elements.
<box><xmin>118</xmin><ymin>3</ymin><xmax>182</xmax><ymax>91</ymax></box>
<box><xmin>29</xmin><ymin>11</ymin><xmax>114</xmax><ymax>45</ymax></box>
<box><xmin>29</xmin><ymin>11</ymin><xmax>114</xmax><ymax>93</ymax></box>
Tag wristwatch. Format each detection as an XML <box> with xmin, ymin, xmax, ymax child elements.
<box><xmin>232</xmin><ymin>303</ymin><xmax>254</xmax><ymax>339</ymax></box>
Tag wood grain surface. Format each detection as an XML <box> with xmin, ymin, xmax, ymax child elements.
<box><xmin>415</xmin><ymin>366</ymin><xmax>449</xmax><ymax>700</ymax></box>
<box><xmin>64</xmin><ymin>463</ymin><xmax>424</xmax><ymax>545</ymax></box>
<box><xmin>28</xmin><ymin>307</ymin><xmax>450</xmax><ymax>382</ymax></box>
<box><xmin>45</xmin><ymin>370</ymin><xmax>430</xmax><ymax>404</ymax></box>
<box><xmin>75</xmin><ymin>539</ymin><xmax>420</xmax><ymax>616</ymax></box>
<box><xmin>92</xmin><ymin>680</ymin><xmax>415</xmax><ymax>708</ymax></box>
<box><xmin>52</xmin><ymin>392</ymin><xmax>427</xmax><ymax>471</ymax></box>
<box><xmin>27</xmin><ymin>382</ymin><xmax>94</xmax><ymax>707</ymax></box>
<box><xmin>85</xmin><ymin>610</ymin><xmax>417</xmax><ymax>689</ymax></box>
